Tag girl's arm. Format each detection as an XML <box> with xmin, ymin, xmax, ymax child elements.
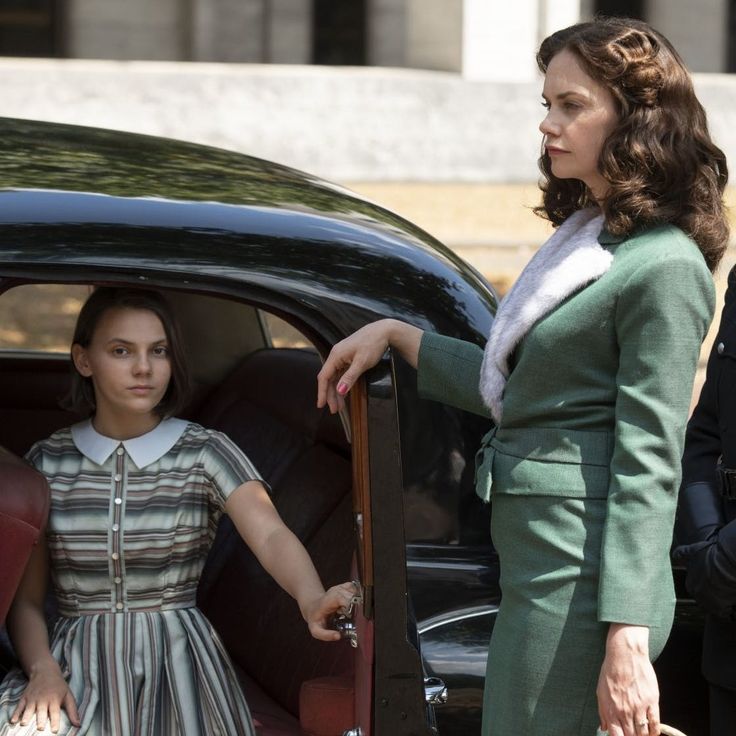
<box><xmin>6</xmin><ymin>538</ymin><xmax>80</xmax><ymax>732</ymax></box>
<box><xmin>225</xmin><ymin>480</ymin><xmax>356</xmax><ymax>640</ymax></box>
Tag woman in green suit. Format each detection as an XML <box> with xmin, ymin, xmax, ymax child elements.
<box><xmin>318</xmin><ymin>17</ymin><xmax>729</xmax><ymax>736</ymax></box>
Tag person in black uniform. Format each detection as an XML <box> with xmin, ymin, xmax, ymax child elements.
<box><xmin>677</xmin><ymin>265</ymin><xmax>736</xmax><ymax>735</ymax></box>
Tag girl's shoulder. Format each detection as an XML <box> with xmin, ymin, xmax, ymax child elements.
<box><xmin>25</xmin><ymin>426</ymin><xmax>79</xmax><ymax>467</ymax></box>
<box><xmin>174</xmin><ymin>421</ymin><xmax>241</xmax><ymax>455</ymax></box>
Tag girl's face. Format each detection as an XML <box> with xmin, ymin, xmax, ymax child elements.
<box><xmin>72</xmin><ymin>307</ymin><xmax>172</xmax><ymax>426</ymax></box>
<box><xmin>539</xmin><ymin>48</ymin><xmax>619</xmax><ymax>201</ymax></box>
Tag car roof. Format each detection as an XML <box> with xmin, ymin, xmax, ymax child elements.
<box><xmin>0</xmin><ymin>117</ymin><xmax>495</xmax><ymax>343</ymax></box>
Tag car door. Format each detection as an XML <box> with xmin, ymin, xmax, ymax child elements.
<box><xmin>352</xmin><ymin>362</ymin><xmax>439</xmax><ymax>736</ymax></box>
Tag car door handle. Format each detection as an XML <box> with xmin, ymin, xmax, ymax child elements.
<box><xmin>335</xmin><ymin>619</ymin><xmax>358</xmax><ymax>647</ymax></box>
<box><xmin>424</xmin><ymin>676</ymin><xmax>448</xmax><ymax>704</ymax></box>
<box><xmin>334</xmin><ymin>579</ymin><xmax>362</xmax><ymax>647</ymax></box>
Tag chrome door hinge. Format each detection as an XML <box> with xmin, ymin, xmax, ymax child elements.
<box><xmin>424</xmin><ymin>676</ymin><xmax>448</xmax><ymax>705</ymax></box>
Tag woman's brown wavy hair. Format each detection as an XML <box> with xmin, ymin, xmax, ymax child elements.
<box><xmin>536</xmin><ymin>17</ymin><xmax>729</xmax><ymax>271</ymax></box>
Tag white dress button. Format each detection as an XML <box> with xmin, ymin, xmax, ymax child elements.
<box><xmin>114</xmin><ymin>474</ymin><xmax>122</xmax><ymax>482</ymax></box>
<box><xmin>114</xmin><ymin>576</ymin><xmax>122</xmax><ymax>584</ymax></box>
<box><xmin>718</xmin><ymin>342</ymin><xmax>725</xmax><ymax>354</ymax></box>
<box><xmin>111</xmin><ymin>552</ymin><xmax>120</xmax><ymax>560</ymax></box>
<box><xmin>116</xmin><ymin>447</ymin><xmax>125</xmax><ymax>456</ymax></box>
<box><xmin>112</xmin><ymin>524</ymin><xmax>120</xmax><ymax>532</ymax></box>
<box><xmin>114</xmin><ymin>497</ymin><xmax>122</xmax><ymax>505</ymax></box>
<box><xmin>116</xmin><ymin>602</ymin><xmax>124</xmax><ymax>610</ymax></box>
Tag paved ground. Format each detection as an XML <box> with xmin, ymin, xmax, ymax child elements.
<box><xmin>348</xmin><ymin>182</ymin><xmax>736</xmax><ymax>408</ymax></box>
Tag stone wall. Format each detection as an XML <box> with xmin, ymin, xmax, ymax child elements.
<box><xmin>1</xmin><ymin>59</ymin><xmax>735</xmax><ymax>185</ymax></box>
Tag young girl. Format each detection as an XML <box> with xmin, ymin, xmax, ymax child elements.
<box><xmin>0</xmin><ymin>287</ymin><xmax>356</xmax><ymax>735</ymax></box>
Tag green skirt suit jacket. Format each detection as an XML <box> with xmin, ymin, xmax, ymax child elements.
<box><xmin>416</xmin><ymin>216</ymin><xmax>715</xmax><ymax>735</ymax></box>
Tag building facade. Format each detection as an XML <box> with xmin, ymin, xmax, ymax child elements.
<box><xmin>0</xmin><ymin>0</ymin><xmax>733</xmax><ymax>77</ymax></box>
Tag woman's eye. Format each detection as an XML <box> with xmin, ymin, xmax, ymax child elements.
<box><xmin>153</xmin><ymin>346</ymin><xmax>169</xmax><ymax>357</ymax></box>
<box><xmin>112</xmin><ymin>347</ymin><xmax>128</xmax><ymax>356</ymax></box>
<box><xmin>541</xmin><ymin>101</ymin><xmax>551</xmax><ymax>110</ymax></box>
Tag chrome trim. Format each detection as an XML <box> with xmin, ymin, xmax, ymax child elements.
<box><xmin>424</xmin><ymin>676</ymin><xmax>448</xmax><ymax>705</ymax></box>
<box><xmin>418</xmin><ymin>604</ymin><xmax>498</xmax><ymax>635</ymax></box>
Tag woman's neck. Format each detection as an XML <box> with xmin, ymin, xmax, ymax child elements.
<box><xmin>91</xmin><ymin>411</ymin><xmax>162</xmax><ymax>441</ymax></box>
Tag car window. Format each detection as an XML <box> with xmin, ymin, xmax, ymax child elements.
<box><xmin>261</xmin><ymin>312</ymin><xmax>315</xmax><ymax>350</ymax></box>
<box><xmin>0</xmin><ymin>283</ymin><xmax>92</xmax><ymax>353</ymax></box>
<box><xmin>394</xmin><ymin>359</ymin><xmax>493</xmax><ymax>547</ymax></box>
<box><xmin>0</xmin><ymin>284</ymin><xmax>314</xmax><ymax>354</ymax></box>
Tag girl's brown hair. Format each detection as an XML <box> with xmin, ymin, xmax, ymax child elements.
<box><xmin>65</xmin><ymin>287</ymin><xmax>190</xmax><ymax>418</ymax></box>
<box><xmin>536</xmin><ymin>16</ymin><xmax>729</xmax><ymax>271</ymax></box>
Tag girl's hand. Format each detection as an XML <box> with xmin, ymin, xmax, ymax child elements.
<box><xmin>596</xmin><ymin>624</ymin><xmax>660</xmax><ymax>736</ymax></box>
<box><xmin>301</xmin><ymin>582</ymin><xmax>359</xmax><ymax>641</ymax></box>
<box><xmin>10</xmin><ymin>660</ymin><xmax>80</xmax><ymax>733</ymax></box>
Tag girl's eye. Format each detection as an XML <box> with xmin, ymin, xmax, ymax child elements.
<box><xmin>153</xmin><ymin>346</ymin><xmax>169</xmax><ymax>357</ymax></box>
<box><xmin>112</xmin><ymin>346</ymin><xmax>128</xmax><ymax>356</ymax></box>
<box><xmin>541</xmin><ymin>101</ymin><xmax>551</xmax><ymax>110</ymax></box>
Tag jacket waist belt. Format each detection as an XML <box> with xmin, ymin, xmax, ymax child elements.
<box><xmin>475</xmin><ymin>426</ymin><xmax>614</xmax><ymax>502</ymax></box>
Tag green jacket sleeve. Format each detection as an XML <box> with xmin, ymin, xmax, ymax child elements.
<box><xmin>415</xmin><ymin>331</ymin><xmax>492</xmax><ymax>419</ymax></box>
<box><xmin>598</xmin><ymin>254</ymin><xmax>715</xmax><ymax>626</ymax></box>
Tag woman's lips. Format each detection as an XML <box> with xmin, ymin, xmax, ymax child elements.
<box><xmin>129</xmin><ymin>386</ymin><xmax>154</xmax><ymax>395</ymax></box>
<box><xmin>546</xmin><ymin>146</ymin><xmax>569</xmax><ymax>156</ymax></box>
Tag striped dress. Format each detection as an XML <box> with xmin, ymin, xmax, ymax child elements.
<box><xmin>0</xmin><ymin>418</ymin><xmax>263</xmax><ymax>736</ymax></box>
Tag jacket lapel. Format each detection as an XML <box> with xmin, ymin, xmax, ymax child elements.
<box><xmin>480</xmin><ymin>208</ymin><xmax>612</xmax><ymax>424</ymax></box>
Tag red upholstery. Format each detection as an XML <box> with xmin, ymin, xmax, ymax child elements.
<box><xmin>299</xmin><ymin>676</ymin><xmax>355</xmax><ymax>736</ymax></box>
<box><xmin>0</xmin><ymin>447</ymin><xmax>50</xmax><ymax>625</ymax></box>
<box><xmin>236</xmin><ymin>665</ymin><xmax>303</xmax><ymax>735</ymax></box>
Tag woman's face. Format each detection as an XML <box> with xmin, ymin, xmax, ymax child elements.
<box><xmin>72</xmin><ymin>307</ymin><xmax>172</xmax><ymax>426</ymax></box>
<box><xmin>539</xmin><ymin>48</ymin><xmax>619</xmax><ymax>201</ymax></box>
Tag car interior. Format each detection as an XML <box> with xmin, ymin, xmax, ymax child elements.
<box><xmin>0</xmin><ymin>282</ymin><xmax>361</xmax><ymax>736</ymax></box>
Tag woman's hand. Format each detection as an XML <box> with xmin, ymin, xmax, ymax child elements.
<box><xmin>10</xmin><ymin>659</ymin><xmax>80</xmax><ymax>733</ymax></box>
<box><xmin>596</xmin><ymin>624</ymin><xmax>660</xmax><ymax>736</ymax></box>
<box><xmin>301</xmin><ymin>582</ymin><xmax>359</xmax><ymax>641</ymax></box>
<box><xmin>317</xmin><ymin>319</ymin><xmax>423</xmax><ymax>414</ymax></box>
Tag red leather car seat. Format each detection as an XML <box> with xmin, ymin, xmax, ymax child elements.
<box><xmin>0</xmin><ymin>446</ymin><xmax>50</xmax><ymax>625</ymax></box>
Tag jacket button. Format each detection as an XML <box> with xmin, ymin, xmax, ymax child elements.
<box><xmin>718</xmin><ymin>342</ymin><xmax>725</xmax><ymax>354</ymax></box>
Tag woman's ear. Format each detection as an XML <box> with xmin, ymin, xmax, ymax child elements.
<box><xmin>71</xmin><ymin>344</ymin><xmax>93</xmax><ymax>377</ymax></box>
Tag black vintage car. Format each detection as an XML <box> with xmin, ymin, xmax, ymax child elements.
<box><xmin>0</xmin><ymin>118</ymin><xmax>707</xmax><ymax>735</ymax></box>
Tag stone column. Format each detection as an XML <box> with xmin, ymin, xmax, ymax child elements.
<box><xmin>267</xmin><ymin>0</ymin><xmax>311</xmax><ymax>64</ymax></box>
<box><xmin>190</xmin><ymin>0</ymin><xmax>265</xmax><ymax>62</ymax></box>
<box><xmin>405</xmin><ymin>0</ymin><xmax>463</xmax><ymax>72</ymax></box>
<box><xmin>367</xmin><ymin>0</ymin><xmax>407</xmax><ymax>67</ymax></box>
<box><xmin>648</xmin><ymin>0</ymin><xmax>728</xmax><ymax>72</ymax></box>
<box><xmin>66</xmin><ymin>0</ymin><xmax>185</xmax><ymax>60</ymax></box>
<box><xmin>462</xmin><ymin>0</ymin><xmax>580</xmax><ymax>82</ymax></box>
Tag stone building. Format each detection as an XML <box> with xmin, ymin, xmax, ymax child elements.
<box><xmin>1</xmin><ymin>1</ymin><xmax>733</xmax><ymax>77</ymax></box>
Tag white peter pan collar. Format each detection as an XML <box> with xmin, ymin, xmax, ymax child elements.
<box><xmin>71</xmin><ymin>417</ymin><xmax>189</xmax><ymax>469</ymax></box>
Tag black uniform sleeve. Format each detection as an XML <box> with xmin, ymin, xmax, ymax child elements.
<box><xmin>676</xmin><ymin>266</ymin><xmax>736</xmax><ymax>620</ymax></box>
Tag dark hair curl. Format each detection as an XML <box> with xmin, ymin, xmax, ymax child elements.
<box><xmin>65</xmin><ymin>287</ymin><xmax>190</xmax><ymax>418</ymax></box>
<box><xmin>536</xmin><ymin>16</ymin><xmax>729</xmax><ymax>272</ymax></box>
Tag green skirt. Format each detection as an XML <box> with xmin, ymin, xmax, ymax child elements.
<box><xmin>482</xmin><ymin>494</ymin><xmax>673</xmax><ymax>736</ymax></box>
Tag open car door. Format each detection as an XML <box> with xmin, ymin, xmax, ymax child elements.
<box><xmin>348</xmin><ymin>361</ymin><xmax>439</xmax><ymax>736</ymax></box>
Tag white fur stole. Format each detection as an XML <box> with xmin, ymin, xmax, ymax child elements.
<box><xmin>479</xmin><ymin>207</ymin><xmax>611</xmax><ymax>424</ymax></box>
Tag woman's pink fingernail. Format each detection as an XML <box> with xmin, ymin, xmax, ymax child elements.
<box><xmin>337</xmin><ymin>382</ymin><xmax>349</xmax><ymax>396</ymax></box>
